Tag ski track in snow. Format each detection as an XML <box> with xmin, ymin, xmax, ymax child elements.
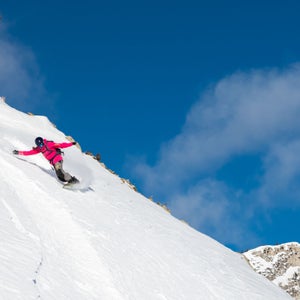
<box><xmin>1</xmin><ymin>196</ymin><xmax>43</xmax><ymax>299</ymax></box>
<box><xmin>0</xmin><ymin>151</ymin><xmax>123</xmax><ymax>300</ymax></box>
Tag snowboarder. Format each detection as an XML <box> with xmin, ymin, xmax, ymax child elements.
<box><xmin>13</xmin><ymin>137</ymin><xmax>79</xmax><ymax>185</ymax></box>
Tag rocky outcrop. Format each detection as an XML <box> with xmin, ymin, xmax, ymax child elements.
<box><xmin>244</xmin><ymin>242</ymin><xmax>300</xmax><ymax>299</ymax></box>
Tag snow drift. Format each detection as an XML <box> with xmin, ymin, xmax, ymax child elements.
<box><xmin>0</xmin><ymin>98</ymin><xmax>291</xmax><ymax>299</ymax></box>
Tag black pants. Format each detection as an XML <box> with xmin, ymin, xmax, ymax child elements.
<box><xmin>53</xmin><ymin>161</ymin><xmax>72</xmax><ymax>182</ymax></box>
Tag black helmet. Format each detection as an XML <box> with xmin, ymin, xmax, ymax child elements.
<box><xmin>35</xmin><ymin>137</ymin><xmax>44</xmax><ymax>147</ymax></box>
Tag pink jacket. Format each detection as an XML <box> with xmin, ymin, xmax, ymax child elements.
<box><xmin>18</xmin><ymin>139</ymin><xmax>74</xmax><ymax>165</ymax></box>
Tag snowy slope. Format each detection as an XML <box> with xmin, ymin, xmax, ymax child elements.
<box><xmin>0</xmin><ymin>98</ymin><xmax>291</xmax><ymax>300</ymax></box>
<box><xmin>244</xmin><ymin>242</ymin><xmax>300</xmax><ymax>299</ymax></box>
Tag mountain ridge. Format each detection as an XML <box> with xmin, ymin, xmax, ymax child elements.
<box><xmin>0</xmin><ymin>97</ymin><xmax>291</xmax><ymax>299</ymax></box>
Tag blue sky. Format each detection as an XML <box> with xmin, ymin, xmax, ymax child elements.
<box><xmin>1</xmin><ymin>0</ymin><xmax>300</xmax><ymax>251</ymax></box>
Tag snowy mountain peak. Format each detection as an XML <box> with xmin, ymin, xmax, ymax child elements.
<box><xmin>244</xmin><ymin>242</ymin><xmax>300</xmax><ymax>299</ymax></box>
<box><xmin>0</xmin><ymin>101</ymin><xmax>292</xmax><ymax>299</ymax></box>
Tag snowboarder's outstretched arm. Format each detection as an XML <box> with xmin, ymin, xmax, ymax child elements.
<box><xmin>51</xmin><ymin>142</ymin><xmax>77</xmax><ymax>149</ymax></box>
<box><xmin>13</xmin><ymin>148</ymin><xmax>40</xmax><ymax>156</ymax></box>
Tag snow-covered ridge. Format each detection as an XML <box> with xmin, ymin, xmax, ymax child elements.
<box><xmin>244</xmin><ymin>242</ymin><xmax>300</xmax><ymax>299</ymax></box>
<box><xmin>0</xmin><ymin>99</ymin><xmax>292</xmax><ymax>299</ymax></box>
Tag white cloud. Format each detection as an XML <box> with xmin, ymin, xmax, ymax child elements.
<box><xmin>131</xmin><ymin>64</ymin><xmax>300</xmax><ymax>247</ymax></box>
<box><xmin>0</xmin><ymin>23</ymin><xmax>46</xmax><ymax>108</ymax></box>
<box><xmin>135</xmin><ymin>65</ymin><xmax>300</xmax><ymax>191</ymax></box>
<box><xmin>257</xmin><ymin>140</ymin><xmax>300</xmax><ymax>207</ymax></box>
<box><xmin>168</xmin><ymin>179</ymin><xmax>258</xmax><ymax>247</ymax></box>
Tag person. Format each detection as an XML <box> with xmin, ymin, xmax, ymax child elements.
<box><xmin>13</xmin><ymin>137</ymin><xmax>79</xmax><ymax>184</ymax></box>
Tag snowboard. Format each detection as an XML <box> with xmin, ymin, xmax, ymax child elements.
<box><xmin>62</xmin><ymin>180</ymin><xmax>94</xmax><ymax>192</ymax></box>
<box><xmin>63</xmin><ymin>182</ymin><xmax>80</xmax><ymax>189</ymax></box>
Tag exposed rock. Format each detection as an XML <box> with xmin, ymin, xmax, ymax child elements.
<box><xmin>244</xmin><ymin>242</ymin><xmax>300</xmax><ymax>299</ymax></box>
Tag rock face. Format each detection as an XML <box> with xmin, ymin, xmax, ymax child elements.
<box><xmin>244</xmin><ymin>243</ymin><xmax>300</xmax><ymax>299</ymax></box>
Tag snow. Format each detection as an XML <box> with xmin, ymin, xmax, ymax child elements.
<box><xmin>0</xmin><ymin>98</ymin><xmax>292</xmax><ymax>299</ymax></box>
<box><xmin>273</xmin><ymin>266</ymin><xmax>299</xmax><ymax>286</ymax></box>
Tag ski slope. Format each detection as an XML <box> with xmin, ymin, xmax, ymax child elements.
<box><xmin>0</xmin><ymin>98</ymin><xmax>291</xmax><ymax>299</ymax></box>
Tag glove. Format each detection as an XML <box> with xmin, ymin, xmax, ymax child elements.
<box><xmin>13</xmin><ymin>150</ymin><xmax>19</xmax><ymax>155</ymax></box>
